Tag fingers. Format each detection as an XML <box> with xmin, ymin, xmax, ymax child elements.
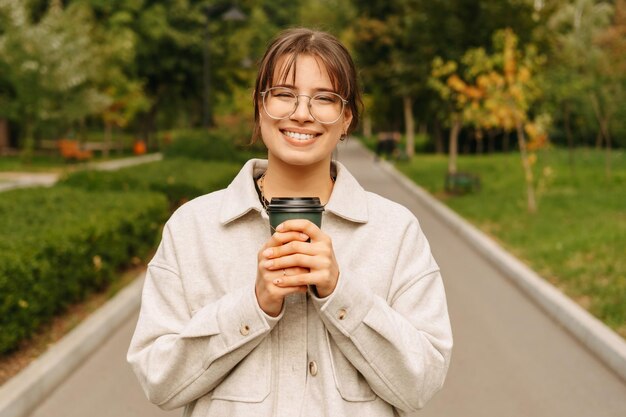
<box><xmin>275</xmin><ymin>220</ymin><xmax>327</xmax><ymax>242</ymax></box>
<box><xmin>262</xmin><ymin>280</ymin><xmax>308</xmax><ymax>297</ymax></box>
<box><xmin>263</xmin><ymin>252</ymin><xmax>323</xmax><ymax>271</ymax></box>
<box><xmin>263</xmin><ymin>230</ymin><xmax>310</xmax><ymax>251</ymax></box>
<box><xmin>255</xmin><ymin>265</ymin><xmax>308</xmax><ymax>316</ymax></box>
<box><xmin>262</xmin><ymin>239</ymin><xmax>318</xmax><ymax>259</ymax></box>
<box><xmin>257</xmin><ymin>219</ymin><xmax>338</xmax><ymax>304</ymax></box>
<box><xmin>272</xmin><ymin>270</ymin><xmax>325</xmax><ymax>288</ymax></box>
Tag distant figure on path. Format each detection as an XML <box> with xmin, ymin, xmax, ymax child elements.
<box><xmin>376</xmin><ymin>131</ymin><xmax>401</xmax><ymax>159</ymax></box>
<box><xmin>128</xmin><ymin>28</ymin><xmax>452</xmax><ymax>417</ymax></box>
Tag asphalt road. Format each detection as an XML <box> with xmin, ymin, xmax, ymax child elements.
<box><xmin>27</xmin><ymin>140</ymin><xmax>626</xmax><ymax>416</ymax></box>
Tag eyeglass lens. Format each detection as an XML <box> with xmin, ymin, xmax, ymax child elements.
<box><xmin>263</xmin><ymin>87</ymin><xmax>345</xmax><ymax>124</ymax></box>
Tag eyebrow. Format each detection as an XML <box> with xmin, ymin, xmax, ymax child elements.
<box><xmin>273</xmin><ymin>83</ymin><xmax>338</xmax><ymax>93</ymax></box>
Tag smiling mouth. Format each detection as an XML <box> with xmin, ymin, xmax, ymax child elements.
<box><xmin>282</xmin><ymin>130</ymin><xmax>319</xmax><ymax>141</ymax></box>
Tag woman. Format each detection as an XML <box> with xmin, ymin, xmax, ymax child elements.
<box><xmin>128</xmin><ymin>28</ymin><xmax>452</xmax><ymax>417</ymax></box>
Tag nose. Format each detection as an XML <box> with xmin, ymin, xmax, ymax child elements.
<box><xmin>290</xmin><ymin>95</ymin><xmax>314</xmax><ymax>122</ymax></box>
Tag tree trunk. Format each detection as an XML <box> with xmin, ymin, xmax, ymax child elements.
<box><xmin>563</xmin><ymin>102</ymin><xmax>575</xmax><ymax>173</ymax></box>
<box><xmin>503</xmin><ymin>130</ymin><xmax>510</xmax><ymax>152</ymax></box>
<box><xmin>142</xmin><ymin>104</ymin><xmax>159</xmax><ymax>151</ymax></box>
<box><xmin>362</xmin><ymin>114</ymin><xmax>372</xmax><ymax>138</ymax></box>
<box><xmin>590</xmin><ymin>93</ymin><xmax>605</xmax><ymax>150</ymax></box>
<box><xmin>20</xmin><ymin>121</ymin><xmax>35</xmax><ymax>164</ymax></box>
<box><xmin>605</xmin><ymin>124</ymin><xmax>612</xmax><ymax>180</ymax></box>
<box><xmin>403</xmin><ymin>96</ymin><xmax>415</xmax><ymax>159</ymax></box>
<box><xmin>487</xmin><ymin>129</ymin><xmax>496</xmax><ymax>154</ymax></box>
<box><xmin>434</xmin><ymin>120</ymin><xmax>444</xmax><ymax>154</ymax></box>
<box><xmin>589</xmin><ymin>93</ymin><xmax>612</xmax><ymax>179</ymax></box>
<box><xmin>114</xmin><ymin>125</ymin><xmax>123</xmax><ymax>155</ymax></box>
<box><xmin>475</xmin><ymin>128</ymin><xmax>484</xmax><ymax>154</ymax></box>
<box><xmin>104</xmin><ymin>121</ymin><xmax>112</xmax><ymax>158</ymax></box>
<box><xmin>79</xmin><ymin>118</ymin><xmax>87</xmax><ymax>143</ymax></box>
<box><xmin>462</xmin><ymin>138</ymin><xmax>470</xmax><ymax>155</ymax></box>
<box><xmin>516</xmin><ymin>119</ymin><xmax>537</xmax><ymax>213</ymax></box>
<box><xmin>0</xmin><ymin>118</ymin><xmax>8</xmax><ymax>155</ymax></box>
<box><xmin>448</xmin><ymin>114</ymin><xmax>461</xmax><ymax>175</ymax></box>
<box><xmin>595</xmin><ymin>130</ymin><xmax>603</xmax><ymax>149</ymax></box>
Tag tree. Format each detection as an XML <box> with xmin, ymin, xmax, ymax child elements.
<box><xmin>483</xmin><ymin>29</ymin><xmax>549</xmax><ymax>213</ymax></box>
<box><xmin>593</xmin><ymin>0</ymin><xmax>626</xmax><ymax>178</ymax></box>
<box><xmin>430</xmin><ymin>29</ymin><xmax>549</xmax><ymax>213</ymax></box>
<box><xmin>0</xmin><ymin>0</ymin><xmax>110</xmax><ymax>158</ymax></box>
<box><xmin>546</xmin><ymin>0</ymin><xmax>617</xmax><ymax>177</ymax></box>
<box><xmin>428</xmin><ymin>58</ymin><xmax>465</xmax><ymax>175</ymax></box>
<box><xmin>350</xmin><ymin>0</ymin><xmax>540</xmax><ymax>157</ymax></box>
<box><xmin>352</xmin><ymin>0</ymin><xmax>431</xmax><ymax>159</ymax></box>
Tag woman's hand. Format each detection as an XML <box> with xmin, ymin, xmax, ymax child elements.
<box><xmin>256</xmin><ymin>230</ymin><xmax>310</xmax><ymax>317</ymax></box>
<box><xmin>262</xmin><ymin>220</ymin><xmax>340</xmax><ymax>299</ymax></box>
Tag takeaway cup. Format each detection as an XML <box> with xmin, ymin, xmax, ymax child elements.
<box><xmin>267</xmin><ymin>197</ymin><xmax>324</xmax><ymax>235</ymax></box>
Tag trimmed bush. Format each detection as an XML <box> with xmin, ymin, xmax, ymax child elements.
<box><xmin>162</xmin><ymin>129</ymin><xmax>264</xmax><ymax>162</ymax></box>
<box><xmin>1</xmin><ymin>158</ymin><xmax>242</xmax><ymax>353</ymax></box>
<box><xmin>58</xmin><ymin>158</ymin><xmax>242</xmax><ymax>208</ymax></box>
<box><xmin>0</xmin><ymin>187</ymin><xmax>168</xmax><ymax>353</ymax></box>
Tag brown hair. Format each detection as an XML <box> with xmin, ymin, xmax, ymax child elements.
<box><xmin>252</xmin><ymin>28</ymin><xmax>362</xmax><ymax>141</ymax></box>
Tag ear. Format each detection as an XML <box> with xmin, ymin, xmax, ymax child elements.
<box><xmin>343</xmin><ymin>108</ymin><xmax>353</xmax><ymax>134</ymax></box>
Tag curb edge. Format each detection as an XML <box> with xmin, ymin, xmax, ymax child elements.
<box><xmin>0</xmin><ymin>273</ymin><xmax>144</xmax><ymax>417</ymax></box>
<box><xmin>373</xmin><ymin>154</ymin><xmax>626</xmax><ymax>383</ymax></box>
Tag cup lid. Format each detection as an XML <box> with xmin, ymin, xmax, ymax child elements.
<box><xmin>267</xmin><ymin>197</ymin><xmax>325</xmax><ymax>212</ymax></box>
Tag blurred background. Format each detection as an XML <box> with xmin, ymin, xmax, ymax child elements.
<box><xmin>0</xmin><ymin>0</ymin><xmax>624</xmax><ymax>414</ymax></box>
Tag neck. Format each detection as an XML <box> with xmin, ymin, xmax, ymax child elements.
<box><xmin>262</xmin><ymin>155</ymin><xmax>335</xmax><ymax>204</ymax></box>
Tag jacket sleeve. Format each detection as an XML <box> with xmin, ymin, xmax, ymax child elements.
<box><xmin>310</xmin><ymin>218</ymin><xmax>452</xmax><ymax>414</ymax></box>
<box><xmin>127</xmin><ymin>223</ymin><xmax>280</xmax><ymax>410</ymax></box>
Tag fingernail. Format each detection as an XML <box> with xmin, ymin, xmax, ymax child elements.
<box><xmin>276</xmin><ymin>223</ymin><xmax>284</xmax><ymax>231</ymax></box>
<box><xmin>264</xmin><ymin>260</ymin><xmax>274</xmax><ymax>268</ymax></box>
<box><xmin>300</xmin><ymin>233</ymin><xmax>309</xmax><ymax>240</ymax></box>
<box><xmin>263</xmin><ymin>248</ymin><xmax>273</xmax><ymax>257</ymax></box>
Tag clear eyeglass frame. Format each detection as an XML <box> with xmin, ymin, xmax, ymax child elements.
<box><xmin>260</xmin><ymin>87</ymin><xmax>348</xmax><ymax>125</ymax></box>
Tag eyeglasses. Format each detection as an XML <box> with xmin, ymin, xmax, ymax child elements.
<box><xmin>260</xmin><ymin>87</ymin><xmax>348</xmax><ymax>124</ymax></box>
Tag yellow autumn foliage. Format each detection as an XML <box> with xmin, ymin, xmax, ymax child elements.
<box><xmin>518</xmin><ymin>66</ymin><xmax>531</xmax><ymax>83</ymax></box>
<box><xmin>447</xmin><ymin>74</ymin><xmax>467</xmax><ymax>92</ymax></box>
<box><xmin>464</xmin><ymin>85</ymin><xmax>484</xmax><ymax>99</ymax></box>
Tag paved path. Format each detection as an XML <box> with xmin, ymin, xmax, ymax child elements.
<box><xmin>26</xmin><ymin>141</ymin><xmax>626</xmax><ymax>416</ymax></box>
<box><xmin>0</xmin><ymin>153</ymin><xmax>162</xmax><ymax>192</ymax></box>
<box><xmin>0</xmin><ymin>172</ymin><xmax>58</xmax><ymax>192</ymax></box>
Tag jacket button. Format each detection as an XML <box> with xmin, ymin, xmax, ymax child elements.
<box><xmin>240</xmin><ymin>324</ymin><xmax>250</xmax><ymax>336</ymax></box>
<box><xmin>309</xmin><ymin>361</ymin><xmax>318</xmax><ymax>376</ymax></box>
<box><xmin>337</xmin><ymin>308</ymin><xmax>347</xmax><ymax>320</ymax></box>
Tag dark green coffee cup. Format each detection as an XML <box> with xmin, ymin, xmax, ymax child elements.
<box><xmin>267</xmin><ymin>197</ymin><xmax>324</xmax><ymax>235</ymax></box>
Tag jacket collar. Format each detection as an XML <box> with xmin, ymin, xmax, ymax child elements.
<box><xmin>219</xmin><ymin>159</ymin><xmax>368</xmax><ymax>225</ymax></box>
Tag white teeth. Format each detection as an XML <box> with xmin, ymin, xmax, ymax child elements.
<box><xmin>284</xmin><ymin>130</ymin><xmax>316</xmax><ymax>140</ymax></box>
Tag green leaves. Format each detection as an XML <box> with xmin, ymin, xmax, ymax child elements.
<box><xmin>0</xmin><ymin>153</ymin><xmax>242</xmax><ymax>354</ymax></box>
<box><xmin>0</xmin><ymin>187</ymin><xmax>168</xmax><ymax>353</ymax></box>
<box><xmin>0</xmin><ymin>1</ymin><xmax>112</xmax><ymax>147</ymax></box>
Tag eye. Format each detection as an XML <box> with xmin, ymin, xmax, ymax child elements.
<box><xmin>271</xmin><ymin>88</ymin><xmax>296</xmax><ymax>99</ymax></box>
<box><xmin>313</xmin><ymin>94</ymin><xmax>339</xmax><ymax>104</ymax></box>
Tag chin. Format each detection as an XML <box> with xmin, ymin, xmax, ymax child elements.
<box><xmin>270</xmin><ymin>149</ymin><xmax>330</xmax><ymax>167</ymax></box>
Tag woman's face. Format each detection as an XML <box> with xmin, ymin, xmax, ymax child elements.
<box><xmin>259</xmin><ymin>54</ymin><xmax>352</xmax><ymax>168</ymax></box>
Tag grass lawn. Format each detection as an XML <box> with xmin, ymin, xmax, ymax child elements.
<box><xmin>0</xmin><ymin>154</ymin><xmax>69</xmax><ymax>172</ymax></box>
<box><xmin>395</xmin><ymin>147</ymin><xmax>626</xmax><ymax>338</ymax></box>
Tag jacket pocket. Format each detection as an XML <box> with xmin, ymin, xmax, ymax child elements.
<box><xmin>326</xmin><ymin>331</ymin><xmax>376</xmax><ymax>402</ymax></box>
<box><xmin>210</xmin><ymin>337</ymin><xmax>272</xmax><ymax>403</ymax></box>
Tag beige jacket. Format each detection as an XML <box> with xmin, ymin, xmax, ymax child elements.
<box><xmin>127</xmin><ymin>159</ymin><xmax>452</xmax><ymax>417</ymax></box>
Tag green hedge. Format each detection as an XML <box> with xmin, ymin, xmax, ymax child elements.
<box><xmin>58</xmin><ymin>158</ymin><xmax>241</xmax><ymax>208</ymax></box>
<box><xmin>162</xmin><ymin>129</ymin><xmax>265</xmax><ymax>162</ymax></box>
<box><xmin>0</xmin><ymin>187</ymin><xmax>169</xmax><ymax>353</ymax></box>
<box><xmin>2</xmin><ymin>158</ymin><xmax>243</xmax><ymax>354</ymax></box>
